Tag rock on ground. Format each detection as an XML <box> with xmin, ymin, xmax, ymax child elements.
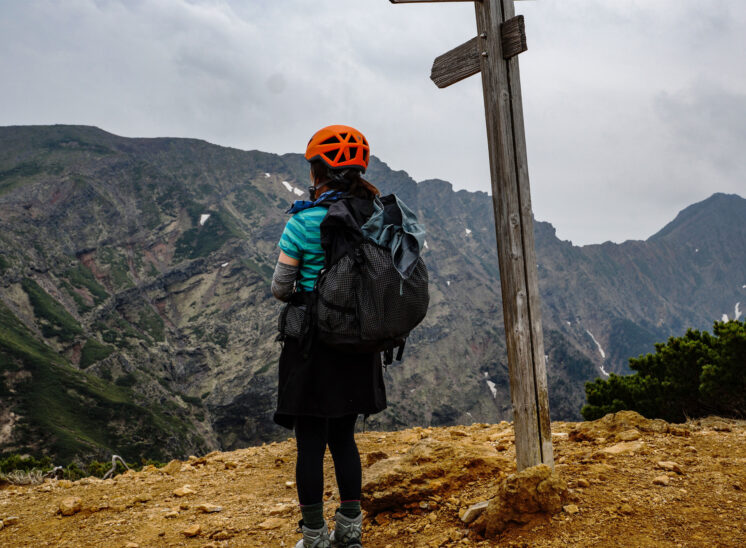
<box><xmin>173</xmin><ymin>485</ymin><xmax>195</xmax><ymax>497</ymax></box>
<box><xmin>362</xmin><ymin>438</ymin><xmax>504</xmax><ymax>513</ymax></box>
<box><xmin>569</xmin><ymin>411</ymin><xmax>690</xmax><ymax>442</ymax></box>
<box><xmin>182</xmin><ymin>523</ymin><xmax>201</xmax><ymax>537</ymax></box>
<box><xmin>59</xmin><ymin>497</ymin><xmax>82</xmax><ymax>516</ymax></box>
<box><xmin>471</xmin><ymin>464</ymin><xmax>568</xmax><ymax>537</ymax></box>
<box><xmin>460</xmin><ymin>500</ymin><xmax>489</xmax><ymax>524</ymax></box>
<box><xmin>601</xmin><ymin>441</ymin><xmax>645</xmax><ymax>456</ymax></box>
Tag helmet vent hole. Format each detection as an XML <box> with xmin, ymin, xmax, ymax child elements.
<box><xmin>349</xmin><ymin>146</ymin><xmax>359</xmax><ymax>159</ymax></box>
<box><xmin>363</xmin><ymin>150</ymin><xmax>369</xmax><ymax>162</ymax></box>
<box><xmin>324</xmin><ymin>149</ymin><xmax>340</xmax><ymax>162</ymax></box>
<box><xmin>320</xmin><ymin>136</ymin><xmax>340</xmax><ymax>145</ymax></box>
<box><xmin>339</xmin><ymin>132</ymin><xmax>349</xmax><ymax>141</ymax></box>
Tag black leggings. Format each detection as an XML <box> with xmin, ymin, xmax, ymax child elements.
<box><xmin>294</xmin><ymin>414</ymin><xmax>361</xmax><ymax>505</ymax></box>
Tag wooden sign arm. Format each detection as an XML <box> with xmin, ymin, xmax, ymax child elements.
<box><xmin>431</xmin><ymin>36</ymin><xmax>480</xmax><ymax>88</ymax></box>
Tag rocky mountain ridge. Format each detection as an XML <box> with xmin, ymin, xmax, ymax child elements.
<box><xmin>0</xmin><ymin>125</ymin><xmax>744</xmax><ymax>462</ymax></box>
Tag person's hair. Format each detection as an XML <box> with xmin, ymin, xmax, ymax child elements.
<box><xmin>310</xmin><ymin>160</ymin><xmax>375</xmax><ymax>200</ymax></box>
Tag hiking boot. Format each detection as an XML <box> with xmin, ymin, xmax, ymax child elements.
<box><xmin>330</xmin><ymin>511</ymin><xmax>363</xmax><ymax>547</ymax></box>
<box><xmin>294</xmin><ymin>520</ymin><xmax>331</xmax><ymax>548</ymax></box>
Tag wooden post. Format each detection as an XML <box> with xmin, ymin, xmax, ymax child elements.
<box><xmin>474</xmin><ymin>0</ymin><xmax>552</xmax><ymax>470</ymax></box>
<box><xmin>391</xmin><ymin>0</ymin><xmax>553</xmax><ymax>471</ymax></box>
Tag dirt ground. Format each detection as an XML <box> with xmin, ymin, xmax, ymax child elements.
<box><xmin>1</xmin><ymin>413</ymin><xmax>744</xmax><ymax>547</ymax></box>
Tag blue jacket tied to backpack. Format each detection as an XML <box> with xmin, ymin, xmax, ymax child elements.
<box><xmin>361</xmin><ymin>194</ymin><xmax>426</xmax><ymax>280</ymax></box>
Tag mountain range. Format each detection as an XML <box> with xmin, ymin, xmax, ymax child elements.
<box><xmin>1</xmin><ymin>125</ymin><xmax>744</xmax><ymax>463</ymax></box>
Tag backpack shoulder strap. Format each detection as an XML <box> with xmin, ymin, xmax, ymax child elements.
<box><xmin>320</xmin><ymin>197</ymin><xmax>375</xmax><ymax>268</ymax></box>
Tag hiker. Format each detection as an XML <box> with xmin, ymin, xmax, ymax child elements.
<box><xmin>271</xmin><ymin>125</ymin><xmax>387</xmax><ymax>548</ymax></box>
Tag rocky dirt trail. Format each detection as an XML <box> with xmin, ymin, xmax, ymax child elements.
<box><xmin>1</xmin><ymin>412</ymin><xmax>744</xmax><ymax>547</ymax></box>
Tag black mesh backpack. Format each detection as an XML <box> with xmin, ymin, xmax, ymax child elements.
<box><xmin>315</xmin><ymin>195</ymin><xmax>429</xmax><ymax>364</ymax></box>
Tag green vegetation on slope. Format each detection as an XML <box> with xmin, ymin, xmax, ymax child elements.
<box><xmin>60</xmin><ymin>263</ymin><xmax>109</xmax><ymax>314</ymax></box>
<box><xmin>0</xmin><ymin>453</ymin><xmax>161</xmax><ymax>482</ymax></box>
<box><xmin>174</xmin><ymin>208</ymin><xmax>244</xmax><ymax>261</ymax></box>
<box><xmin>0</xmin><ymin>302</ymin><xmax>197</xmax><ymax>462</ymax></box>
<box><xmin>43</xmin><ymin>135</ymin><xmax>114</xmax><ymax>155</ymax></box>
<box><xmin>582</xmin><ymin>319</ymin><xmax>746</xmax><ymax>422</ymax></box>
<box><xmin>0</xmin><ymin>161</ymin><xmax>43</xmax><ymax>194</ymax></box>
<box><xmin>66</xmin><ymin>264</ymin><xmax>109</xmax><ymax>302</ymax></box>
<box><xmin>242</xmin><ymin>257</ymin><xmax>273</xmax><ymax>281</ymax></box>
<box><xmin>21</xmin><ymin>278</ymin><xmax>83</xmax><ymax>342</ymax></box>
<box><xmin>133</xmin><ymin>306</ymin><xmax>165</xmax><ymax>342</ymax></box>
<box><xmin>97</xmin><ymin>247</ymin><xmax>134</xmax><ymax>289</ymax></box>
<box><xmin>79</xmin><ymin>338</ymin><xmax>114</xmax><ymax>369</ymax></box>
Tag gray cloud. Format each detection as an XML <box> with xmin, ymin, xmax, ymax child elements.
<box><xmin>656</xmin><ymin>84</ymin><xmax>746</xmax><ymax>176</ymax></box>
<box><xmin>1</xmin><ymin>0</ymin><xmax>744</xmax><ymax>244</ymax></box>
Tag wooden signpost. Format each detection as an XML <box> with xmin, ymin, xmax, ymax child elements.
<box><xmin>390</xmin><ymin>0</ymin><xmax>553</xmax><ymax>471</ymax></box>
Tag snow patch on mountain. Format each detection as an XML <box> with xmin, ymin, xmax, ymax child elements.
<box><xmin>281</xmin><ymin>181</ymin><xmax>304</xmax><ymax>196</ymax></box>
<box><xmin>199</xmin><ymin>213</ymin><xmax>210</xmax><ymax>226</ymax></box>
<box><xmin>486</xmin><ymin>380</ymin><xmax>497</xmax><ymax>398</ymax></box>
<box><xmin>585</xmin><ymin>329</ymin><xmax>606</xmax><ymax>359</ymax></box>
<box><xmin>586</xmin><ymin>329</ymin><xmax>609</xmax><ymax>376</ymax></box>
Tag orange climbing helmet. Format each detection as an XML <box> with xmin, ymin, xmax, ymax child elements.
<box><xmin>305</xmin><ymin>125</ymin><xmax>370</xmax><ymax>172</ymax></box>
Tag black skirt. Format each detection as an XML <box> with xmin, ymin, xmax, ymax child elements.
<box><xmin>273</xmin><ymin>337</ymin><xmax>387</xmax><ymax>430</ymax></box>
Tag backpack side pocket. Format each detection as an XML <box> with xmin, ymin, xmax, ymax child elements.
<box><xmin>278</xmin><ymin>303</ymin><xmax>307</xmax><ymax>340</ymax></box>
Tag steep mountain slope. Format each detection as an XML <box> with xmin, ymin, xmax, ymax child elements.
<box><xmin>539</xmin><ymin>192</ymin><xmax>746</xmax><ymax>373</ymax></box>
<box><xmin>0</xmin><ymin>125</ymin><xmax>743</xmax><ymax>462</ymax></box>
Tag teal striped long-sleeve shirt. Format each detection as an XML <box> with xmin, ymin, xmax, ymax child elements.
<box><xmin>277</xmin><ymin>206</ymin><xmax>327</xmax><ymax>292</ymax></box>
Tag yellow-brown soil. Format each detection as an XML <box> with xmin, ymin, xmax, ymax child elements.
<box><xmin>1</xmin><ymin>414</ymin><xmax>744</xmax><ymax>547</ymax></box>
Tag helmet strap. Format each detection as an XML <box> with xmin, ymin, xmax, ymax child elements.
<box><xmin>308</xmin><ymin>167</ymin><xmax>360</xmax><ymax>199</ymax></box>
<box><xmin>308</xmin><ymin>181</ymin><xmax>327</xmax><ymax>201</ymax></box>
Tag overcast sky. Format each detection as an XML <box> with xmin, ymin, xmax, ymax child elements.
<box><xmin>1</xmin><ymin>0</ymin><xmax>744</xmax><ymax>245</ymax></box>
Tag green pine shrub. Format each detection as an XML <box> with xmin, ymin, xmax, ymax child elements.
<box><xmin>581</xmin><ymin>320</ymin><xmax>746</xmax><ymax>422</ymax></box>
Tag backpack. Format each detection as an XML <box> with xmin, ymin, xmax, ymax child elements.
<box><xmin>278</xmin><ymin>194</ymin><xmax>429</xmax><ymax>365</ymax></box>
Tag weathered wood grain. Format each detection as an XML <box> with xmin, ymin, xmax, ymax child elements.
<box><xmin>475</xmin><ymin>0</ymin><xmax>552</xmax><ymax>471</ymax></box>
<box><xmin>501</xmin><ymin>15</ymin><xmax>527</xmax><ymax>59</ymax></box>
<box><xmin>390</xmin><ymin>0</ymin><xmax>553</xmax><ymax>472</ymax></box>
<box><xmin>500</xmin><ymin>0</ymin><xmax>552</xmax><ymax>468</ymax></box>
<box><xmin>430</xmin><ymin>36</ymin><xmax>481</xmax><ymax>89</ymax></box>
